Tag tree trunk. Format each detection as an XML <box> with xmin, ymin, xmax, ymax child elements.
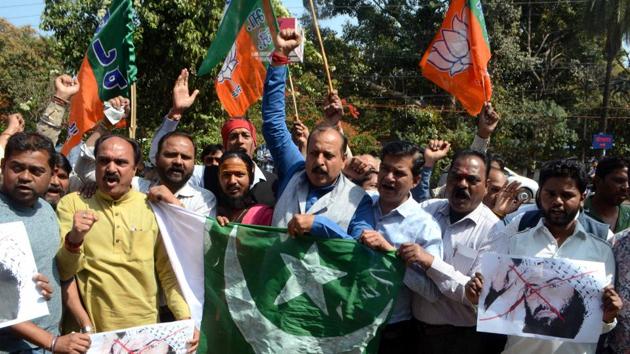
<box><xmin>601</xmin><ymin>50</ymin><xmax>614</xmax><ymax>134</ymax></box>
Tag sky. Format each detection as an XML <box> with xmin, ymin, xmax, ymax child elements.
<box><xmin>0</xmin><ymin>0</ymin><xmax>352</xmax><ymax>35</ymax></box>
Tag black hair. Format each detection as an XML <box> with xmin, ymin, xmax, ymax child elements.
<box><xmin>307</xmin><ymin>124</ymin><xmax>348</xmax><ymax>156</ymax></box>
<box><xmin>201</xmin><ymin>144</ymin><xmax>224</xmax><ymax>158</ymax></box>
<box><xmin>156</xmin><ymin>131</ymin><xmax>196</xmax><ymax>158</ymax></box>
<box><xmin>219</xmin><ymin>150</ymin><xmax>255</xmax><ymax>187</ymax></box>
<box><xmin>595</xmin><ymin>157</ymin><xmax>629</xmax><ymax>179</ymax></box>
<box><xmin>93</xmin><ymin>134</ymin><xmax>142</xmax><ymax>166</ymax></box>
<box><xmin>539</xmin><ymin>158</ymin><xmax>588</xmax><ymax>194</ymax></box>
<box><xmin>4</xmin><ymin>132</ymin><xmax>55</xmax><ymax>168</ymax></box>
<box><xmin>488</xmin><ymin>153</ymin><xmax>506</xmax><ymax>171</ymax></box>
<box><xmin>380</xmin><ymin>140</ymin><xmax>424</xmax><ymax>177</ymax></box>
<box><xmin>53</xmin><ymin>152</ymin><xmax>72</xmax><ymax>174</ymax></box>
<box><xmin>449</xmin><ymin>149</ymin><xmax>491</xmax><ymax>179</ymax></box>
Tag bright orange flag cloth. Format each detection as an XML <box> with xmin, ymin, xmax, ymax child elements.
<box><xmin>420</xmin><ymin>0</ymin><xmax>492</xmax><ymax>116</ymax></box>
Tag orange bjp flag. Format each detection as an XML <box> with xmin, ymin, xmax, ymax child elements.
<box><xmin>420</xmin><ymin>0</ymin><xmax>492</xmax><ymax>116</ymax></box>
<box><xmin>215</xmin><ymin>24</ymin><xmax>268</xmax><ymax>117</ymax></box>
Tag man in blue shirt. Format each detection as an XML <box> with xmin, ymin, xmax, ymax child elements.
<box><xmin>0</xmin><ymin>132</ymin><xmax>90</xmax><ymax>353</ymax></box>
<box><xmin>261</xmin><ymin>28</ymin><xmax>375</xmax><ymax>239</ymax></box>
<box><xmin>318</xmin><ymin>140</ymin><xmax>443</xmax><ymax>354</ymax></box>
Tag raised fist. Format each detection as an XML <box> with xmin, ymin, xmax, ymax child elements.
<box><xmin>54</xmin><ymin>75</ymin><xmax>80</xmax><ymax>101</ymax></box>
<box><xmin>276</xmin><ymin>28</ymin><xmax>302</xmax><ymax>57</ymax></box>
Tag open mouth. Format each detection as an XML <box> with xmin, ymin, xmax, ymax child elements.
<box><xmin>453</xmin><ymin>189</ymin><xmax>470</xmax><ymax>200</ymax></box>
<box><xmin>104</xmin><ymin>175</ymin><xmax>120</xmax><ymax>187</ymax></box>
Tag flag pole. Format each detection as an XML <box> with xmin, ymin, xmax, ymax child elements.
<box><xmin>307</xmin><ymin>0</ymin><xmax>334</xmax><ymax>93</ymax></box>
<box><xmin>129</xmin><ymin>83</ymin><xmax>137</xmax><ymax>139</ymax></box>
<box><xmin>288</xmin><ymin>69</ymin><xmax>300</xmax><ymax>122</ymax></box>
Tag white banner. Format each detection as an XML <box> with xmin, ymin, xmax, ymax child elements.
<box><xmin>151</xmin><ymin>202</ymin><xmax>207</xmax><ymax>328</ymax></box>
<box><xmin>87</xmin><ymin>319</ymin><xmax>194</xmax><ymax>353</ymax></box>
<box><xmin>0</xmin><ymin>221</ymin><xmax>49</xmax><ymax>329</ymax></box>
<box><xmin>477</xmin><ymin>253</ymin><xmax>606</xmax><ymax>343</ymax></box>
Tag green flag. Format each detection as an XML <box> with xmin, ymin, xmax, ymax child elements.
<box><xmin>199</xmin><ymin>221</ymin><xmax>405</xmax><ymax>354</ymax></box>
<box><xmin>62</xmin><ymin>0</ymin><xmax>136</xmax><ymax>154</ymax></box>
<box><xmin>198</xmin><ymin>0</ymin><xmax>259</xmax><ymax>76</ymax></box>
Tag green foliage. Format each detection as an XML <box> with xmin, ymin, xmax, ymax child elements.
<box><xmin>0</xmin><ymin>19</ymin><xmax>60</xmax><ymax>127</ymax></box>
<box><xmin>27</xmin><ymin>0</ymin><xmax>630</xmax><ymax>169</ymax></box>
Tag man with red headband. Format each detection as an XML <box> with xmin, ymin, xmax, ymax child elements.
<box><xmin>149</xmin><ymin>69</ymin><xmax>277</xmax><ymax>206</ymax></box>
<box><xmin>260</xmin><ymin>29</ymin><xmax>374</xmax><ymax>239</ymax></box>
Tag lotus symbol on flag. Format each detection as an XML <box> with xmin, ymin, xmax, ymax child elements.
<box><xmin>217</xmin><ymin>44</ymin><xmax>239</xmax><ymax>84</ymax></box>
<box><xmin>427</xmin><ymin>9</ymin><xmax>472</xmax><ymax>77</ymax></box>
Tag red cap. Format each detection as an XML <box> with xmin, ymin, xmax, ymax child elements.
<box><xmin>221</xmin><ymin>118</ymin><xmax>257</xmax><ymax>149</ymax></box>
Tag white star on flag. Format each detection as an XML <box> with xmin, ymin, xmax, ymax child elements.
<box><xmin>274</xmin><ymin>244</ymin><xmax>347</xmax><ymax>315</ymax></box>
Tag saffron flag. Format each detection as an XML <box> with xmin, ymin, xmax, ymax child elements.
<box><xmin>420</xmin><ymin>0</ymin><xmax>492</xmax><ymax>116</ymax></box>
<box><xmin>198</xmin><ymin>0</ymin><xmax>276</xmax><ymax>117</ymax></box>
<box><xmin>150</xmin><ymin>203</ymin><xmax>404</xmax><ymax>354</ymax></box>
<box><xmin>62</xmin><ymin>0</ymin><xmax>136</xmax><ymax>155</ymax></box>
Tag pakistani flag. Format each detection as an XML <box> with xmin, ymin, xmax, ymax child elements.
<box><xmin>200</xmin><ymin>222</ymin><xmax>404</xmax><ymax>353</ymax></box>
<box><xmin>151</xmin><ymin>203</ymin><xmax>404</xmax><ymax>354</ymax></box>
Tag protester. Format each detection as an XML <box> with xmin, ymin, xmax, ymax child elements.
<box><xmin>0</xmin><ymin>113</ymin><xmax>25</xmax><ymax>162</ymax></box>
<box><xmin>149</xmin><ymin>69</ymin><xmax>278</xmax><ymax>207</ymax></box>
<box><xmin>55</xmin><ymin>134</ymin><xmax>198</xmax><ymax>350</ymax></box>
<box><xmin>36</xmin><ymin>75</ymin><xmax>80</xmax><ymax>146</ymax></box>
<box><xmin>142</xmin><ymin>131</ymin><xmax>216</xmax><ymax>216</ymax></box>
<box><xmin>612</xmin><ymin>226</ymin><xmax>630</xmax><ymax>351</ymax></box>
<box><xmin>43</xmin><ymin>152</ymin><xmax>72</xmax><ymax>209</ymax></box>
<box><xmin>583</xmin><ymin>156</ymin><xmax>630</xmax><ymax>233</ymax></box>
<box><xmin>261</xmin><ymin>28</ymin><xmax>375</xmax><ymax>239</ymax></box>
<box><xmin>0</xmin><ymin>132</ymin><xmax>90</xmax><ymax>352</ymax></box>
<box><xmin>201</xmin><ymin>144</ymin><xmax>223</xmax><ymax>167</ymax></box>
<box><xmin>403</xmin><ymin>149</ymin><xmax>501</xmax><ymax>354</ymax></box>
<box><xmin>326</xmin><ymin>141</ymin><xmax>443</xmax><ymax>354</ymax></box>
<box><xmin>482</xmin><ymin>157</ymin><xmax>524</xmax><ymax>219</ymax></box>
<box><xmin>215</xmin><ymin>151</ymin><xmax>274</xmax><ymax>226</ymax></box>
<box><xmin>412</xmin><ymin>103</ymin><xmax>501</xmax><ymax>202</ymax></box>
<box><xmin>468</xmin><ymin>158</ymin><xmax>621</xmax><ymax>354</ymax></box>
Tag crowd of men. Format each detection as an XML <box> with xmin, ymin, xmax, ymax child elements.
<box><xmin>1</xmin><ymin>28</ymin><xmax>630</xmax><ymax>354</ymax></box>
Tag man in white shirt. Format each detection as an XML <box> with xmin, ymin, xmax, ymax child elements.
<box><xmin>149</xmin><ymin>69</ymin><xmax>276</xmax><ymax>206</ymax></box>
<box><xmin>140</xmin><ymin>131</ymin><xmax>216</xmax><ymax>217</ymax></box>
<box><xmin>401</xmin><ymin>149</ymin><xmax>502</xmax><ymax>353</ymax></box>
<box><xmin>466</xmin><ymin>158</ymin><xmax>622</xmax><ymax>354</ymax></box>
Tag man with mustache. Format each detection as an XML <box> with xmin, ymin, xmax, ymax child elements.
<box><xmin>148</xmin><ymin>69</ymin><xmax>277</xmax><ymax>206</ymax></box>
<box><xmin>43</xmin><ymin>152</ymin><xmax>71</xmax><ymax>209</ymax></box>
<box><xmin>467</xmin><ymin>158</ymin><xmax>621</xmax><ymax>354</ymax></box>
<box><xmin>0</xmin><ymin>132</ymin><xmax>90</xmax><ymax>353</ymax></box>
<box><xmin>138</xmin><ymin>131</ymin><xmax>216</xmax><ymax>217</ymax></box>
<box><xmin>55</xmin><ymin>135</ymin><xmax>198</xmax><ymax>351</ymax></box>
<box><xmin>583</xmin><ymin>157</ymin><xmax>630</xmax><ymax>233</ymax></box>
<box><xmin>399</xmin><ymin>149</ymin><xmax>501</xmax><ymax>353</ymax></box>
<box><xmin>260</xmin><ymin>29</ymin><xmax>374</xmax><ymax>239</ymax></box>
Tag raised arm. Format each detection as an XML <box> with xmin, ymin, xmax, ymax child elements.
<box><xmin>262</xmin><ymin>29</ymin><xmax>305</xmax><ymax>194</ymax></box>
<box><xmin>37</xmin><ymin>75</ymin><xmax>79</xmax><ymax>145</ymax></box>
<box><xmin>149</xmin><ymin>69</ymin><xmax>199</xmax><ymax>165</ymax></box>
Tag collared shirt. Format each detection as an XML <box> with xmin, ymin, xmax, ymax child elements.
<box><xmin>132</xmin><ymin>177</ymin><xmax>216</xmax><ymax>217</ymax></box>
<box><xmin>56</xmin><ymin>190</ymin><xmax>190</xmax><ymax>332</ymax></box>
<box><xmin>584</xmin><ymin>195</ymin><xmax>630</xmax><ymax>233</ymax></box>
<box><xmin>371</xmin><ymin>194</ymin><xmax>443</xmax><ymax>324</ymax></box>
<box><xmin>261</xmin><ymin>65</ymin><xmax>374</xmax><ymax>238</ymax></box>
<box><xmin>492</xmin><ymin>218</ymin><xmax>615</xmax><ymax>354</ymax></box>
<box><xmin>411</xmin><ymin>199</ymin><xmax>501</xmax><ymax>326</ymax></box>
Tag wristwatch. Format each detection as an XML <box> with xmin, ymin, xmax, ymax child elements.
<box><xmin>80</xmin><ymin>325</ymin><xmax>94</xmax><ymax>334</ymax></box>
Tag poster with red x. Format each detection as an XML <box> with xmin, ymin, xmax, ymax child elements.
<box><xmin>477</xmin><ymin>253</ymin><xmax>606</xmax><ymax>343</ymax></box>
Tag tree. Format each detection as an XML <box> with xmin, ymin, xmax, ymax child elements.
<box><xmin>584</xmin><ymin>0</ymin><xmax>630</xmax><ymax>134</ymax></box>
<box><xmin>0</xmin><ymin>18</ymin><xmax>60</xmax><ymax>126</ymax></box>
